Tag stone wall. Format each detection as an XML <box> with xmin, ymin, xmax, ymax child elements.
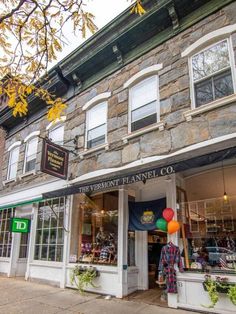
<box><xmin>0</xmin><ymin>128</ymin><xmax>6</xmax><ymax>188</ymax></box>
<box><xmin>1</xmin><ymin>1</ymin><xmax>236</xmax><ymax>193</ymax></box>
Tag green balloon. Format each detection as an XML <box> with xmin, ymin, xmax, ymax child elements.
<box><xmin>156</xmin><ymin>218</ymin><xmax>167</xmax><ymax>231</ymax></box>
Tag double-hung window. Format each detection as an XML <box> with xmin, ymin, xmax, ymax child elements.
<box><xmin>49</xmin><ymin>124</ymin><xmax>64</xmax><ymax>146</ymax></box>
<box><xmin>24</xmin><ymin>137</ymin><xmax>38</xmax><ymax>173</ymax></box>
<box><xmin>191</xmin><ymin>39</ymin><xmax>235</xmax><ymax>108</ymax></box>
<box><xmin>86</xmin><ymin>102</ymin><xmax>107</xmax><ymax>149</ymax></box>
<box><xmin>130</xmin><ymin>76</ymin><xmax>158</xmax><ymax>132</ymax></box>
<box><xmin>7</xmin><ymin>146</ymin><xmax>20</xmax><ymax>180</ymax></box>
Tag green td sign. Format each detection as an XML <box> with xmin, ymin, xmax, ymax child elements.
<box><xmin>10</xmin><ymin>218</ymin><xmax>30</xmax><ymax>233</ymax></box>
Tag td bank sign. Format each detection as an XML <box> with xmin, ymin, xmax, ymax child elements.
<box><xmin>10</xmin><ymin>218</ymin><xmax>30</xmax><ymax>233</ymax></box>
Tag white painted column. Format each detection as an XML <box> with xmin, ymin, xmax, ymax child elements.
<box><xmin>165</xmin><ymin>174</ymin><xmax>178</xmax><ymax>308</ymax></box>
<box><xmin>25</xmin><ymin>205</ymin><xmax>37</xmax><ymax>280</ymax></box>
<box><xmin>60</xmin><ymin>196</ymin><xmax>71</xmax><ymax>288</ymax></box>
<box><xmin>117</xmin><ymin>187</ymin><xmax>129</xmax><ymax>298</ymax></box>
<box><xmin>8</xmin><ymin>233</ymin><xmax>20</xmax><ymax>277</ymax></box>
<box><xmin>135</xmin><ymin>188</ymin><xmax>148</xmax><ymax>290</ymax></box>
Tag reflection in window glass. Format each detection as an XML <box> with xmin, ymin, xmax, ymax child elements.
<box><xmin>192</xmin><ymin>40</ymin><xmax>234</xmax><ymax>107</ymax></box>
<box><xmin>49</xmin><ymin>124</ymin><xmax>64</xmax><ymax>146</ymax></box>
<box><xmin>70</xmin><ymin>192</ymin><xmax>118</xmax><ymax>265</ymax></box>
<box><xmin>7</xmin><ymin>146</ymin><xmax>20</xmax><ymax>180</ymax></box>
<box><xmin>34</xmin><ymin>197</ymin><xmax>66</xmax><ymax>262</ymax></box>
<box><xmin>24</xmin><ymin>137</ymin><xmax>38</xmax><ymax>172</ymax></box>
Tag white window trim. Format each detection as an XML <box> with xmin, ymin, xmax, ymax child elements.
<box><xmin>23</xmin><ymin>137</ymin><xmax>39</xmax><ymax>174</ymax></box>
<box><xmin>84</xmin><ymin>101</ymin><xmax>108</xmax><ymax>150</ymax></box>
<box><xmin>123</xmin><ymin>64</ymin><xmax>163</xmax><ymax>88</ymax></box>
<box><xmin>46</xmin><ymin>116</ymin><xmax>66</xmax><ymax>131</ymax></box>
<box><xmin>7</xmin><ymin>143</ymin><xmax>21</xmax><ymax>180</ymax></box>
<box><xmin>82</xmin><ymin>92</ymin><xmax>111</xmax><ymax>111</ymax></box>
<box><xmin>188</xmin><ymin>37</ymin><xmax>236</xmax><ymax>110</ymax></box>
<box><xmin>24</xmin><ymin>131</ymin><xmax>40</xmax><ymax>143</ymax></box>
<box><xmin>128</xmin><ymin>75</ymin><xmax>160</xmax><ymax>134</ymax></box>
<box><xmin>7</xmin><ymin>141</ymin><xmax>21</xmax><ymax>152</ymax></box>
<box><xmin>2</xmin><ymin>178</ymin><xmax>17</xmax><ymax>186</ymax></box>
<box><xmin>19</xmin><ymin>170</ymin><xmax>36</xmax><ymax>179</ymax></box>
<box><xmin>181</xmin><ymin>24</ymin><xmax>236</xmax><ymax>57</ymax></box>
<box><xmin>79</xmin><ymin>143</ymin><xmax>109</xmax><ymax>159</ymax></box>
<box><xmin>122</xmin><ymin>121</ymin><xmax>165</xmax><ymax>143</ymax></box>
<box><xmin>183</xmin><ymin>93</ymin><xmax>236</xmax><ymax>121</ymax></box>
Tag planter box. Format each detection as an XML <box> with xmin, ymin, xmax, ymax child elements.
<box><xmin>203</xmin><ymin>282</ymin><xmax>235</xmax><ymax>294</ymax></box>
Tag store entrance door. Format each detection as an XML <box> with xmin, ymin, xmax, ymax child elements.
<box><xmin>15</xmin><ymin>232</ymin><xmax>30</xmax><ymax>277</ymax></box>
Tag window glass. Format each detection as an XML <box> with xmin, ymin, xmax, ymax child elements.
<box><xmin>34</xmin><ymin>197</ymin><xmax>66</xmax><ymax>262</ymax></box>
<box><xmin>8</xmin><ymin>146</ymin><xmax>20</xmax><ymax>180</ymax></box>
<box><xmin>87</xmin><ymin>102</ymin><xmax>107</xmax><ymax>149</ymax></box>
<box><xmin>178</xmin><ymin>166</ymin><xmax>236</xmax><ymax>273</ymax></box>
<box><xmin>25</xmin><ymin>137</ymin><xmax>38</xmax><ymax>172</ymax></box>
<box><xmin>192</xmin><ymin>40</ymin><xmax>234</xmax><ymax>107</ymax></box>
<box><xmin>19</xmin><ymin>233</ymin><xmax>29</xmax><ymax>259</ymax></box>
<box><xmin>0</xmin><ymin>208</ymin><xmax>15</xmax><ymax>258</ymax></box>
<box><xmin>49</xmin><ymin>124</ymin><xmax>64</xmax><ymax>145</ymax></box>
<box><xmin>130</xmin><ymin>76</ymin><xmax>157</xmax><ymax>131</ymax></box>
<box><xmin>70</xmin><ymin>192</ymin><xmax>118</xmax><ymax>265</ymax></box>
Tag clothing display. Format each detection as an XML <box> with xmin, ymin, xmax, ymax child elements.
<box><xmin>158</xmin><ymin>242</ymin><xmax>183</xmax><ymax>293</ymax></box>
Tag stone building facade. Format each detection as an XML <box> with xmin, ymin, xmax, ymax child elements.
<box><xmin>1</xmin><ymin>0</ymin><xmax>236</xmax><ymax>313</ymax></box>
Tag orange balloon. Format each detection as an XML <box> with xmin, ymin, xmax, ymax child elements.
<box><xmin>168</xmin><ymin>220</ymin><xmax>180</xmax><ymax>234</ymax></box>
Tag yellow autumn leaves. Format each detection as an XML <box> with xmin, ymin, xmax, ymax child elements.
<box><xmin>131</xmin><ymin>0</ymin><xmax>146</xmax><ymax>16</ymax></box>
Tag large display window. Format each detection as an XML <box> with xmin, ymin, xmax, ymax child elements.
<box><xmin>70</xmin><ymin>192</ymin><xmax>118</xmax><ymax>265</ymax></box>
<box><xmin>178</xmin><ymin>164</ymin><xmax>236</xmax><ymax>272</ymax></box>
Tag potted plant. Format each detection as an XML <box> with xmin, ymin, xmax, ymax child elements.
<box><xmin>70</xmin><ymin>265</ymin><xmax>100</xmax><ymax>294</ymax></box>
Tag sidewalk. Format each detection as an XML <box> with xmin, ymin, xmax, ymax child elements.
<box><xmin>0</xmin><ymin>277</ymin><xmax>200</xmax><ymax>314</ymax></box>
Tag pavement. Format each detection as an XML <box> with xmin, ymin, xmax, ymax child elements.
<box><xmin>0</xmin><ymin>277</ymin><xmax>200</xmax><ymax>314</ymax></box>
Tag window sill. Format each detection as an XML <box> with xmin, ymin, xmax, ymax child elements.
<box><xmin>19</xmin><ymin>170</ymin><xmax>36</xmax><ymax>179</ymax></box>
<box><xmin>2</xmin><ymin>178</ymin><xmax>16</xmax><ymax>186</ymax></box>
<box><xmin>184</xmin><ymin>94</ymin><xmax>236</xmax><ymax>121</ymax></box>
<box><xmin>79</xmin><ymin>143</ymin><xmax>109</xmax><ymax>159</ymax></box>
<box><xmin>122</xmin><ymin>121</ymin><xmax>165</xmax><ymax>143</ymax></box>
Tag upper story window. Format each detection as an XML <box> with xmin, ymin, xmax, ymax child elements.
<box><xmin>24</xmin><ymin>137</ymin><xmax>38</xmax><ymax>173</ymax></box>
<box><xmin>7</xmin><ymin>145</ymin><xmax>20</xmax><ymax>180</ymax></box>
<box><xmin>48</xmin><ymin>124</ymin><xmax>64</xmax><ymax>146</ymax></box>
<box><xmin>86</xmin><ymin>102</ymin><xmax>107</xmax><ymax>149</ymax></box>
<box><xmin>191</xmin><ymin>39</ymin><xmax>235</xmax><ymax>108</ymax></box>
<box><xmin>129</xmin><ymin>76</ymin><xmax>158</xmax><ymax>132</ymax></box>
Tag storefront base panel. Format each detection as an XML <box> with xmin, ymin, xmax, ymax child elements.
<box><xmin>28</xmin><ymin>263</ymin><xmax>63</xmax><ymax>287</ymax></box>
<box><xmin>0</xmin><ymin>260</ymin><xmax>10</xmax><ymax>276</ymax></box>
<box><xmin>127</xmin><ymin>267</ymin><xmax>139</xmax><ymax>295</ymax></box>
<box><xmin>66</xmin><ymin>265</ymin><xmax>119</xmax><ymax>296</ymax></box>
<box><xmin>177</xmin><ymin>273</ymin><xmax>236</xmax><ymax>314</ymax></box>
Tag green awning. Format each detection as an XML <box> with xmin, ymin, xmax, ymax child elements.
<box><xmin>0</xmin><ymin>197</ymin><xmax>43</xmax><ymax>211</ymax></box>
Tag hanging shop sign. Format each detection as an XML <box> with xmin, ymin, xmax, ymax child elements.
<box><xmin>41</xmin><ymin>139</ymin><xmax>69</xmax><ymax>180</ymax></box>
<box><xmin>10</xmin><ymin>218</ymin><xmax>31</xmax><ymax>233</ymax></box>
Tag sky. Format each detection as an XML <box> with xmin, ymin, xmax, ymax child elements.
<box><xmin>57</xmin><ymin>0</ymin><xmax>132</xmax><ymax>62</ymax></box>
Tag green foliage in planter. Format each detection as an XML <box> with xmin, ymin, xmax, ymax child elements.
<box><xmin>203</xmin><ymin>276</ymin><xmax>219</xmax><ymax>308</ymax></box>
<box><xmin>70</xmin><ymin>265</ymin><xmax>99</xmax><ymax>294</ymax></box>
<box><xmin>228</xmin><ymin>285</ymin><xmax>236</xmax><ymax>306</ymax></box>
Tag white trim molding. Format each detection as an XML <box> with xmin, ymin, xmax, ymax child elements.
<box><xmin>46</xmin><ymin>116</ymin><xmax>66</xmax><ymax>131</ymax></box>
<box><xmin>82</xmin><ymin>92</ymin><xmax>111</xmax><ymax>111</ymax></box>
<box><xmin>184</xmin><ymin>93</ymin><xmax>236</xmax><ymax>121</ymax></box>
<box><xmin>7</xmin><ymin>141</ymin><xmax>21</xmax><ymax>152</ymax></box>
<box><xmin>123</xmin><ymin>64</ymin><xmax>163</xmax><ymax>88</ymax></box>
<box><xmin>24</xmin><ymin>131</ymin><xmax>40</xmax><ymax>143</ymax></box>
<box><xmin>79</xmin><ymin>143</ymin><xmax>109</xmax><ymax>159</ymax></box>
<box><xmin>122</xmin><ymin>121</ymin><xmax>165</xmax><ymax>143</ymax></box>
<box><xmin>181</xmin><ymin>24</ymin><xmax>236</xmax><ymax>57</ymax></box>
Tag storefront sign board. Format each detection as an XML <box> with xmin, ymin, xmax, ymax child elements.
<box><xmin>41</xmin><ymin>139</ymin><xmax>69</xmax><ymax>180</ymax></box>
<box><xmin>10</xmin><ymin>217</ymin><xmax>30</xmax><ymax>233</ymax></box>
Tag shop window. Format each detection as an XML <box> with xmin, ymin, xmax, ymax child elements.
<box><xmin>86</xmin><ymin>102</ymin><xmax>107</xmax><ymax>149</ymax></box>
<box><xmin>178</xmin><ymin>166</ymin><xmax>236</xmax><ymax>273</ymax></box>
<box><xmin>129</xmin><ymin>76</ymin><xmax>158</xmax><ymax>132</ymax></box>
<box><xmin>0</xmin><ymin>208</ymin><xmax>15</xmax><ymax>258</ymax></box>
<box><xmin>70</xmin><ymin>192</ymin><xmax>118</xmax><ymax>265</ymax></box>
<box><xmin>7</xmin><ymin>146</ymin><xmax>20</xmax><ymax>180</ymax></box>
<box><xmin>48</xmin><ymin>124</ymin><xmax>64</xmax><ymax>146</ymax></box>
<box><xmin>24</xmin><ymin>137</ymin><xmax>38</xmax><ymax>173</ymax></box>
<box><xmin>128</xmin><ymin>231</ymin><xmax>136</xmax><ymax>266</ymax></box>
<box><xmin>191</xmin><ymin>39</ymin><xmax>235</xmax><ymax>108</ymax></box>
<box><xmin>34</xmin><ymin>197</ymin><xmax>66</xmax><ymax>262</ymax></box>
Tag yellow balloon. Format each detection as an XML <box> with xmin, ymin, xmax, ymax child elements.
<box><xmin>168</xmin><ymin>220</ymin><xmax>180</xmax><ymax>234</ymax></box>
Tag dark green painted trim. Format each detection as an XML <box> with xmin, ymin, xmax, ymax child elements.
<box><xmin>0</xmin><ymin>197</ymin><xmax>43</xmax><ymax>211</ymax></box>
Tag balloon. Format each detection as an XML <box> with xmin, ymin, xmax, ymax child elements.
<box><xmin>168</xmin><ymin>220</ymin><xmax>180</xmax><ymax>234</ymax></box>
<box><xmin>156</xmin><ymin>218</ymin><xmax>167</xmax><ymax>231</ymax></box>
<box><xmin>163</xmin><ymin>208</ymin><xmax>174</xmax><ymax>222</ymax></box>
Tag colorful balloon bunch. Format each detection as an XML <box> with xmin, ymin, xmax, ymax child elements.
<box><xmin>155</xmin><ymin>208</ymin><xmax>180</xmax><ymax>234</ymax></box>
